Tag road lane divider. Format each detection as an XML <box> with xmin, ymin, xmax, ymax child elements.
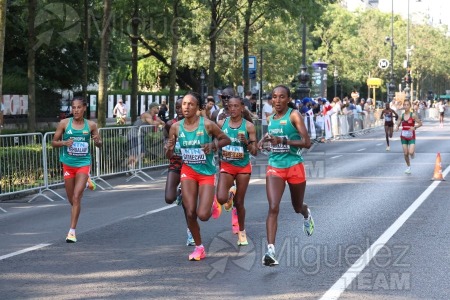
<box><xmin>0</xmin><ymin>244</ymin><xmax>51</xmax><ymax>261</ymax></box>
<box><xmin>320</xmin><ymin>164</ymin><xmax>450</xmax><ymax>300</ymax></box>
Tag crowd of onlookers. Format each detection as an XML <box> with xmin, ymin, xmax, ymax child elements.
<box><xmin>112</xmin><ymin>89</ymin><xmax>448</xmax><ymax>137</ymax></box>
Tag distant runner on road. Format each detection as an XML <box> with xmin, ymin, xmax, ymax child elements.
<box><xmin>395</xmin><ymin>99</ymin><xmax>422</xmax><ymax>174</ymax></box>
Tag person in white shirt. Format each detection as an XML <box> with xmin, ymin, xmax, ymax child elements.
<box><xmin>262</xmin><ymin>96</ymin><xmax>273</xmax><ymax>135</ymax></box>
<box><xmin>113</xmin><ymin>99</ymin><xmax>127</xmax><ymax>125</ymax></box>
<box><xmin>0</xmin><ymin>101</ymin><xmax>4</xmax><ymax>128</ymax></box>
<box><xmin>437</xmin><ymin>99</ymin><xmax>446</xmax><ymax>128</ymax></box>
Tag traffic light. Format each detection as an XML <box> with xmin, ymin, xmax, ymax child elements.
<box><xmin>427</xmin><ymin>91</ymin><xmax>434</xmax><ymax>100</ymax></box>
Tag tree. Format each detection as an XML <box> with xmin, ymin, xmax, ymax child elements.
<box><xmin>82</xmin><ymin>0</ymin><xmax>89</xmax><ymax>101</ymax></box>
<box><xmin>27</xmin><ymin>0</ymin><xmax>37</xmax><ymax>132</ymax></box>
<box><xmin>97</xmin><ymin>0</ymin><xmax>112</xmax><ymax>128</ymax></box>
<box><xmin>0</xmin><ymin>0</ymin><xmax>7</xmax><ymax>107</ymax></box>
<box><xmin>206</xmin><ymin>0</ymin><xmax>237</xmax><ymax>94</ymax></box>
<box><xmin>168</xmin><ymin>0</ymin><xmax>182</xmax><ymax>119</ymax></box>
<box><xmin>130</xmin><ymin>0</ymin><xmax>140</xmax><ymax>123</ymax></box>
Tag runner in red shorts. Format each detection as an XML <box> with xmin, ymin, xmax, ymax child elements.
<box><xmin>258</xmin><ymin>85</ymin><xmax>313</xmax><ymax>266</ymax></box>
<box><xmin>216</xmin><ymin>96</ymin><xmax>257</xmax><ymax>246</ymax></box>
<box><xmin>163</xmin><ymin>98</ymin><xmax>195</xmax><ymax>246</ymax></box>
<box><xmin>52</xmin><ymin>97</ymin><xmax>102</xmax><ymax>243</ymax></box>
<box><xmin>165</xmin><ymin>92</ymin><xmax>230</xmax><ymax>261</ymax></box>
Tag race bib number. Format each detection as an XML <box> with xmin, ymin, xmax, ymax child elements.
<box><xmin>68</xmin><ymin>142</ymin><xmax>89</xmax><ymax>156</ymax></box>
<box><xmin>385</xmin><ymin>115</ymin><xmax>392</xmax><ymax>122</ymax></box>
<box><xmin>181</xmin><ymin>148</ymin><xmax>206</xmax><ymax>164</ymax></box>
<box><xmin>222</xmin><ymin>145</ymin><xmax>244</xmax><ymax>161</ymax></box>
<box><xmin>270</xmin><ymin>136</ymin><xmax>290</xmax><ymax>153</ymax></box>
<box><xmin>401</xmin><ymin>130</ymin><xmax>413</xmax><ymax>139</ymax></box>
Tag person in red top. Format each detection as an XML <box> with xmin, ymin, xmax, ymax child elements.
<box><xmin>394</xmin><ymin>99</ymin><xmax>422</xmax><ymax>174</ymax></box>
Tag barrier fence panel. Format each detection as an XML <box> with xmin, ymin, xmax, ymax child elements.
<box><xmin>123</xmin><ymin>125</ymin><xmax>162</xmax><ymax>182</ymax></box>
<box><xmin>0</xmin><ymin>133</ymin><xmax>63</xmax><ymax>202</ymax></box>
<box><xmin>31</xmin><ymin>132</ymin><xmax>66</xmax><ymax>202</ymax></box>
<box><xmin>95</xmin><ymin>126</ymin><xmax>131</xmax><ymax>187</ymax></box>
<box><xmin>137</xmin><ymin>125</ymin><xmax>166</xmax><ymax>178</ymax></box>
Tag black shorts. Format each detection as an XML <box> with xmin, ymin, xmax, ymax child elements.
<box><xmin>385</xmin><ymin>122</ymin><xmax>394</xmax><ymax>127</ymax></box>
<box><xmin>440</xmin><ymin>112</ymin><xmax>445</xmax><ymax>117</ymax></box>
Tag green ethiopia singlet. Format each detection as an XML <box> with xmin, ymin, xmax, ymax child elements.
<box><xmin>220</xmin><ymin>117</ymin><xmax>250</xmax><ymax>167</ymax></box>
<box><xmin>60</xmin><ymin>118</ymin><xmax>91</xmax><ymax>167</ymax></box>
<box><xmin>178</xmin><ymin>116</ymin><xmax>215</xmax><ymax>175</ymax></box>
<box><xmin>268</xmin><ymin>108</ymin><xmax>304</xmax><ymax>168</ymax></box>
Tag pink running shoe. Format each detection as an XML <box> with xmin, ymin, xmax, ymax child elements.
<box><xmin>189</xmin><ymin>245</ymin><xmax>206</xmax><ymax>261</ymax></box>
<box><xmin>211</xmin><ymin>196</ymin><xmax>222</xmax><ymax>219</ymax></box>
<box><xmin>232</xmin><ymin>207</ymin><xmax>239</xmax><ymax>234</ymax></box>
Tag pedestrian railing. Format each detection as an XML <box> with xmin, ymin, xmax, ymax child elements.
<box><xmin>0</xmin><ymin>109</ymin><xmax>443</xmax><ymax>200</ymax></box>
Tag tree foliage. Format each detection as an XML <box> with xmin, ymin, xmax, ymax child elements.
<box><xmin>1</xmin><ymin>0</ymin><xmax>450</xmax><ymax>125</ymax></box>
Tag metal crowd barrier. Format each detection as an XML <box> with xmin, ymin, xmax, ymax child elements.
<box><xmin>0</xmin><ymin>132</ymin><xmax>65</xmax><ymax>202</ymax></box>
<box><xmin>1</xmin><ymin>108</ymin><xmax>445</xmax><ymax>201</ymax></box>
<box><xmin>95</xmin><ymin>125</ymin><xmax>168</xmax><ymax>183</ymax></box>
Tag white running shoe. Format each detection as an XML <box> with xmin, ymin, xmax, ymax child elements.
<box><xmin>386</xmin><ymin>146</ymin><xmax>390</xmax><ymax>151</ymax></box>
<box><xmin>405</xmin><ymin>167</ymin><xmax>411</xmax><ymax>174</ymax></box>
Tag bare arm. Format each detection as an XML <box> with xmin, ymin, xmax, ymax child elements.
<box><xmin>205</xmin><ymin>119</ymin><xmax>231</xmax><ymax>150</ymax></box>
<box><xmin>394</xmin><ymin>114</ymin><xmax>402</xmax><ymax>131</ymax></box>
<box><xmin>413</xmin><ymin>113</ymin><xmax>422</xmax><ymax>130</ymax></box>
<box><xmin>51</xmin><ymin>119</ymin><xmax>71</xmax><ymax>148</ymax></box>
<box><xmin>89</xmin><ymin>121</ymin><xmax>102</xmax><ymax>148</ymax></box>
<box><xmin>392</xmin><ymin>109</ymin><xmax>399</xmax><ymax>121</ymax></box>
<box><xmin>289</xmin><ymin>110</ymin><xmax>311</xmax><ymax>149</ymax></box>
<box><xmin>163</xmin><ymin>119</ymin><xmax>174</xmax><ymax>139</ymax></box>
<box><xmin>244</xmin><ymin>121</ymin><xmax>257</xmax><ymax>156</ymax></box>
<box><xmin>143</xmin><ymin>113</ymin><xmax>165</xmax><ymax>126</ymax></box>
<box><xmin>217</xmin><ymin>119</ymin><xmax>225</xmax><ymax>129</ymax></box>
<box><xmin>165</xmin><ymin>122</ymin><xmax>179</xmax><ymax>159</ymax></box>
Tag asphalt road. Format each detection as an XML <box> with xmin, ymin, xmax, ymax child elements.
<box><xmin>0</xmin><ymin>120</ymin><xmax>449</xmax><ymax>300</ymax></box>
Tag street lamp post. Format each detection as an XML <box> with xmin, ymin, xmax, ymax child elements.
<box><xmin>296</xmin><ymin>22</ymin><xmax>310</xmax><ymax>100</ymax></box>
<box><xmin>385</xmin><ymin>0</ymin><xmax>396</xmax><ymax>103</ymax></box>
<box><xmin>200</xmin><ymin>69</ymin><xmax>206</xmax><ymax>98</ymax></box>
<box><xmin>404</xmin><ymin>0</ymin><xmax>413</xmax><ymax>101</ymax></box>
<box><xmin>333</xmin><ymin>66</ymin><xmax>338</xmax><ymax>97</ymax></box>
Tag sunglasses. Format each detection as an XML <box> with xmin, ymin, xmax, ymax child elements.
<box><xmin>220</xmin><ymin>95</ymin><xmax>232</xmax><ymax>100</ymax></box>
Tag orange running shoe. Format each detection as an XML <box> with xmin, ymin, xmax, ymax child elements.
<box><xmin>211</xmin><ymin>196</ymin><xmax>222</xmax><ymax>219</ymax></box>
<box><xmin>223</xmin><ymin>185</ymin><xmax>236</xmax><ymax>212</ymax></box>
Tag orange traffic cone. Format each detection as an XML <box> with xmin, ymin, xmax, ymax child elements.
<box><xmin>431</xmin><ymin>152</ymin><xmax>445</xmax><ymax>181</ymax></box>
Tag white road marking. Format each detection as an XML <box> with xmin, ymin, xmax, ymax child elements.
<box><xmin>1</xmin><ymin>177</ymin><xmax>262</xmax><ymax>261</ymax></box>
<box><xmin>356</xmin><ymin>148</ymin><xmax>366</xmax><ymax>152</ymax></box>
<box><xmin>376</xmin><ymin>143</ymin><xmax>383</xmax><ymax>146</ymax></box>
<box><xmin>320</xmin><ymin>164</ymin><xmax>450</xmax><ymax>300</ymax></box>
<box><xmin>133</xmin><ymin>204</ymin><xmax>177</xmax><ymax>219</ymax></box>
<box><xmin>134</xmin><ymin>179</ymin><xmax>262</xmax><ymax>219</ymax></box>
<box><xmin>331</xmin><ymin>155</ymin><xmax>343</xmax><ymax>159</ymax></box>
<box><xmin>0</xmin><ymin>244</ymin><xmax>51</xmax><ymax>261</ymax></box>
<box><xmin>249</xmin><ymin>179</ymin><xmax>261</xmax><ymax>184</ymax></box>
